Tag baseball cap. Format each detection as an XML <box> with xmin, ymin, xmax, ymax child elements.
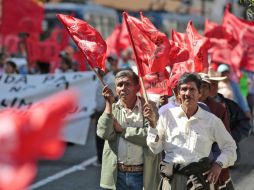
<box><xmin>217</xmin><ymin>64</ymin><xmax>230</xmax><ymax>73</ymax></box>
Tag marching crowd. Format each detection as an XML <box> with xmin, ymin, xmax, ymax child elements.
<box><xmin>0</xmin><ymin>5</ymin><xmax>253</xmax><ymax>190</ymax></box>
<box><xmin>93</xmin><ymin>52</ymin><xmax>253</xmax><ymax>190</ymax></box>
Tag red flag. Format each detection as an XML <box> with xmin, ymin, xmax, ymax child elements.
<box><xmin>171</xmin><ymin>30</ymin><xmax>187</xmax><ymax>47</ymax></box>
<box><xmin>223</xmin><ymin>5</ymin><xmax>254</xmax><ymax>72</ymax></box>
<box><xmin>57</xmin><ymin>14</ymin><xmax>107</xmax><ymax>71</ymax></box>
<box><xmin>106</xmin><ymin>25</ymin><xmax>121</xmax><ymax>56</ymax></box>
<box><xmin>223</xmin><ymin>5</ymin><xmax>254</xmax><ymax>42</ymax></box>
<box><xmin>0</xmin><ymin>0</ymin><xmax>44</xmax><ymax>35</ymax></box>
<box><xmin>204</xmin><ymin>19</ymin><xmax>236</xmax><ymax>44</ymax></box>
<box><xmin>143</xmin><ymin>71</ymin><xmax>171</xmax><ymax>96</ymax></box>
<box><xmin>106</xmin><ymin>20</ymin><xmax>131</xmax><ymax>57</ymax></box>
<box><xmin>0</xmin><ymin>91</ymin><xmax>76</xmax><ymax>190</ymax></box>
<box><xmin>186</xmin><ymin>21</ymin><xmax>210</xmax><ymax>72</ymax></box>
<box><xmin>171</xmin><ymin>22</ymin><xmax>210</xmax><ymax>73</ymax></box>
<box><xmin>123</xmin><ymin>12</ymin><xmax>171</xmax><ymax>76</ymax></box>
<box><xmin>48</xmin><ymin>27</ymin><xmax>70</xmax><ymax>51</ymax></box>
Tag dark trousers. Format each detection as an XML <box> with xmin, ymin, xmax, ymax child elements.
<box><xmin>91</xmin><ymin>111</ymin><xmax>104</xmax><ymax>163</ymax></box>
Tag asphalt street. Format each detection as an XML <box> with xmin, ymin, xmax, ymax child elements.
<box><xmin>29</xmin><ymin>124</ymin><xmax>254</xmax><ymax>190</ymax></box>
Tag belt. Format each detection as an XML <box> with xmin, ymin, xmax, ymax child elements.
<box><xmin>117</xmin><ymin>163</ymin><xmax>143</xmax><ymax>173</ymax></box>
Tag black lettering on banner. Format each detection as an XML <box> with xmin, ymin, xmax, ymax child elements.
<box><xmin>0</xmin><ymin>98</ymin><xmax>32</xmax><ymax>108</ymax></box>
<box><xmin>15</xmin><ymin>76</ymin><xmax>27</xmax><ymax>84</ymax></box>
<box><xmin>4</xmin><ymin>75</ymin><xmax>15</xmax><ymax>84</ymax></box>
<box><xmin>9</xmin><ymin>86</ymin><xmax>22</xmax><ymax>92</ymax></box>
<box><xmin>3</xmin><ymin>75</ymin><xmax>27</xmax><ymax>84</ymax></box>
<box><xmin>42</xmin><ymin>75</ymin><xmax>55</xmax><ymax>84</ymax></box>
<box><xmin>55</xmin><ymin>76</ymin><xmax>69</xmax><ymax>90</ymax></box>
<box><xmin>73</xmin><ymin>74</ymin><xmax>83</xmax><ymax>80</ymax></box>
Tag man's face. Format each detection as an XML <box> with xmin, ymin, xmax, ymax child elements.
<box><xmin>199</xmin><ymin>82</ymin><xmax>211</xmax><ymax>102</ymax></box>
<box><xmin>178</xmin><ymin>82</ymin><xmax>201</xmax><ymax>108</ymax></box>
<box><xmin>210</xmin><ymin>80</ymin><xmax>218</xmax><ymax>97</ymax></box>
<box><xmin>115</xmin><ymin>76</ymin><xmax>139</xmax><ymax>104</ymax></box>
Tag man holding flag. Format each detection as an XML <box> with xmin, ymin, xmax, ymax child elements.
<box><xmin>147</xmin><ymin>72</ymin><xmax>236</xmax><ymax>190</ymax></box>
<box><xmin>97</xmin><ymin>69</ymin><xmax>161</xmax><ymax>190</ymax></box>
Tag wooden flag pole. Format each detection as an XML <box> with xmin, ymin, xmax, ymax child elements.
<box><xmin>123</xmin><ymin>12</ymin><xmax>149</xmax><ymax>103</ymax></box>
<box><xmin>139</xmin><ymin>76</ymin><xmax>149</xmax><ymax>103</ymax></box>
<box><xmin>89</xmin><ymin>65</ymin><xmax>106</xmax><ymax>87</ymax></box>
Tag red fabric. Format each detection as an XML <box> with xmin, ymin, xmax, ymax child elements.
<box><xmin>106</xmin><ymin>25</ymin><xmax>121</xmax><ymax>56</ymax></box>
<box><xmin>123</xmin><ymin>12</ymin><xmax>171</xmax><ymax>76</ymax></box>
<box><xmin>168</xmin><ymin>39</ymin><xmax>189</xmax><ymax>65</ymax></box>
<box><xmin>57</xmin><ymin>14</ymin><xmax>107</xmax><ymax>71</ymax></box>
<box><xmin>106</xmin><ymin>20</ymin><xmax>130</xmax><ymax>57</ymax></box>
<box><xmin>2</xmin><ymin>34</ymin><xmax>20</xmax><ymax>54</ymax></box>
<box><xmin>48</xmin><ymin>27</ymin><xmax>70</xmax><ymax>51</ymax></box>
<box><xmin>169</xmin><ymin>72</ymin><xmax>182</xmax><ymax>89</ymax></box>
<box><xmin>171</xmin><ymin>22</ymin><xmax>210</xmax><ymax>73</ymax></box>
<box><xmin>143</xmin><ymin>71</ymin><xmax>171</xmax><ymax>96</ymax></box>
<box><xmin>0</xmin><ymin>91</ymin><xmax>76</xmax><ymax>190</ymax></box>
<box><xmin>223</xmin><ymin>6</ymin><xmax>254</xmax><ymax>72</ymax></box>
<box><xmin>0</xmin><ymin>0</ymin><xmax>44</xmax><ymax>35</ymax></box>
<box><xmin>186</xmin><ymin>21</ymin><xmax>210</xmax><ymax>72</ymax></box>
<box><xmin>26</xmin><ymin>38</ymin><xmax>60</xmax><ymax>63</ymax></box>
<box><xmin>204</xmin><ymin>19</ymin><xmax>236</xmax><ymax>44</ymax></box>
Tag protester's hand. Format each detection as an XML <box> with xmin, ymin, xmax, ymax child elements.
<box><xmin>143</xmin><ymin>103</ymin><xmax>156</xmax><ymax>128</ymax></box>
<box><xmin>159</xmin><ymin>95</ymin><xmax>169</xmax><ymax>108</ymax></box>
<box><xmin>102</xmin><ymin>85</ymin><xmax>114</xmax><ymax>104</ymax></box>
<box><xmin>113</xmin><ymin>118</ymin><xmax>123</xmax><ymax>133</ymax></box>
<box><xmin>203</xmin><ymin>162</ymin><xmax>222</xmax><ymax>184</ymax></box>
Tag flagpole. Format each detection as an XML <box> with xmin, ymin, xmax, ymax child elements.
<box><xmin>89</xmin><ymin>64</ymin><xmax>106</xmax><ymax>87</ymax></box>
<box><xmin>123</xmin><ymin>12</ymin><xmax>149</xmax><ymax>103</ymax></box>
<box><xmin>139</xmin><ymin>76</ymin><xmax>149</xmax><ymax>103</ymax></box>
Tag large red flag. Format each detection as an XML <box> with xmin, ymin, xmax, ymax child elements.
<box><xmin>223</xmin><ymin>6</ymin><xmax>254</xmax><ymax>72</ymax></box>
<box><xmin>0</xmin><ymin>0</ymin><xmax>44</xmax><ymax>35</ymax></box>
<box><xmin>57</xmin><ymin>14</ymin><xmax>107</xmax><ymax>71</ymax></box>
<box><xmin>123</xmin><ymin>12</ymin><xmax>171</xmax><ymax>76</ymax></box>
<box><xmin>0</xmin><ymin>91</ymin><xmax>76</xmax><ymax>190</ymax></box>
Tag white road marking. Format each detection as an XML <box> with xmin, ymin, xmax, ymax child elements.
<box><xmin>28</xmin><ymin>156</ymin><xmax>97</xmax><ymax>190</ymax></box>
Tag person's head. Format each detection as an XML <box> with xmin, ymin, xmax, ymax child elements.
<box><xmin>5</xmin><ymin>61</ymin><xmax>18</xmax><ymax>74</ymax></box>
<box><xmin>115</xmin><ymin>69</ymin><xmax>140</xmax><ymax>104</ymax></box>
<box><xmin>107</xmin><ymin>54</ymin><xmax>118</xmax><ymax>73</ymax></box>
<box><xmin>198</xmin><ymin>73</ymin><xmax>211</xmax><ymax>102</ymax></box>
<box><xmin>59</xmin><ymin>55</ymin><xmax>72</xmax><ymax>72</ymax></box>
<box><xmin>177</xmin><ymin>72</ymin><xmax>201</xmax><ymax>107</ymax></box>
<box><xmin>121</xmin><ymin>48</ymin><xmax>132</xmax><ymax>61</ymax></box>
<box><xmin>209</xmin><ymin>80</ymin><xmax>219</xmax><ymax>97</ymax></box>
<box><xmin>217</xmin><ymin>64</ymin><xmax>230</xmax><ymax>79</ymax></box>
<box><xmin>208</xmin><ymin>68</ymin><xmax>227</xmax><ymax>97</ymax></box>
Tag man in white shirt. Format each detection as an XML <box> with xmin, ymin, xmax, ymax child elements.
<box><xmin>147</xmin><ymin>72</ymin><xmax>237</xmax><ymax>190</ymax></box>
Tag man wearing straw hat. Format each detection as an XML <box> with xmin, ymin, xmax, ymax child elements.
<box><xmin>208</xmin><ymin>70</ymin><xmax>251</xmax><ymax>165</ymax></box>
<box><xmin>147</xmin><ymin>72</ymin><xmax>236</xmax><ymax>190</ymax></box>
<box><xmin>97</xmin><ymin>69</ymin><xmax>161</xmax><ymax>190</ymax></box>
<box><xmin>199</xmin><ymin>72</ymin><xmax>235</xmax><ymax>189</ymax></box>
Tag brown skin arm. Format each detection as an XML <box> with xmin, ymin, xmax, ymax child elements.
<box><xmin>203</xmin><ymin>163</ymin><xmax>222</xmax><ymax>184</ymax></box>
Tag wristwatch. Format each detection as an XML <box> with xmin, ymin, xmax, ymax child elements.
<box><xmin>215</xmin><ymin>161</ymin><xmax>223</xmax><ymax>168</ymax></box>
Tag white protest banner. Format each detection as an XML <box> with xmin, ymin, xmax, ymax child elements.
<box><xmin>0</xmin><ymin>72</ymin><xmax>97</xmax><ymax>145</ymax></box>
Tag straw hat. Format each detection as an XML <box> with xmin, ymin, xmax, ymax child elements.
<box><xmin>208</xmin><ymin>68</ymin><xmax>227</xmax><ymax>81</ymax></box>
<box><xmin>198</xmin><ymin>73</ymin><xmax>211</xmax><ymax>84</ymax></box>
